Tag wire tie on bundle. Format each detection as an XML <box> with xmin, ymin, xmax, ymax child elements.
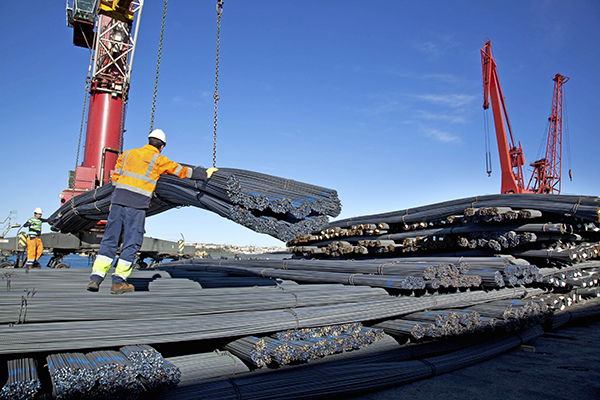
<box><xmin>93</xmin><ymin>201</ymin><xmax>101</xmax><ymax>212</ymax></box>
<box><xmin>288</xmin><ymin>291</ymin><xmax>299</xmax><ymax>308</ymax></box>
<box><xmin>348</xmin><ymin>273</ymin><xmax>360</xmax><ymax>285</ymax></box>
<box><xmin>215</xmin><ymin>350</ymin><xmax>239</xmax><ymax>375</ymax></box>
<box><xmin>284</xmin><ymin>308</ymin><xmax>300</xmax><ymax>329</ymax></box>
<box><xmin>70</xmin><ymin>197</ymin><xmax>80</xmax><ymax>216</ymax></box>
<box><xmin>406</xmin><ymin>342</ymin><xmax>416</xmax><ymax>359</ymax></box>
<box><xmin>260</xmin><ymin>268</ymin><xmax>272</xmax><ymax>278</ymax></box>
<box><xmin>377</xmin><ymin>260</ymin><xmax>401</xmax><ymax>275</ymax></box>
<box><xmin>424</xmin><ymin>295</ymin><xmax>439</xmax><ymax>312</ymax></box>
<box><xmin>419</xmin><ymin>358</ymin><xmax>437</xmax><ymax>376</ymax></box>
<box><xmin>471</xmin><ymin>196</ymin><xmax>479</xmax><ymax>209</ymax></box>
<box><xmin>401</xmin><ymin>209</ymin><xmax>410</xmax><ymax>224</ymax></box>
<box><xmin>17</xmin><ymin>295</ymin><xmax>28</xmax><ymax>324</ymax></box>
<box><xmin>227</xmin><ymin>376</ymin><xmax>243</xmax><ymax>400</ymax></box>
<box><xmin>570</xmin><ymin>196</ymin><xmax>588</xmax><ymax>216</ymax></box>
<box><xmin>282</xmin><ymin>260</ymin><xmax>289</xmax><ymax>270</ymax></box>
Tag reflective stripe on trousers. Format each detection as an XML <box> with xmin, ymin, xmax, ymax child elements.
<box><xmin>93</xmin><ymin>204</ymin><xmax>146</xmax><ymax>280</ymax></box>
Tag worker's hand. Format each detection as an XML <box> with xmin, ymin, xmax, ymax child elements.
<box><xmin>206</xmin><ymin>167</ymin><xmax>219</xmax><ymax>179</ymax></box>
<box><xmin>191</xmin><ymin>166</ymin><xmax>213</xmax><ymax>181</ymax></box>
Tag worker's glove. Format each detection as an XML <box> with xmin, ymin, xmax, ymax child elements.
<box><xmin>191</xmin><ymin>166</ymin><xmax>218</xmax><ymax>180</ymax></box>
<box><xmin>206</xmin><ymin>167</ymin><xmax>218</xmax><ymax>179</ymax></box>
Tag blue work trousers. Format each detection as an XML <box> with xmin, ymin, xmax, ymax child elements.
<box><xmin>98</xmin><ymin>204</ymin><xmax>146</xmax><ymax>264</ymax></box>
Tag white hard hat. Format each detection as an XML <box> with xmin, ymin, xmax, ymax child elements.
<box><xmin>148</xmin><ymin>129</ymin><xmax>166</xmax><ymax>144</ymax></box>
<box><xmin>34</xmin><ymin>207</ymin><xmax>43</xmax><ymax>215</ymax></box>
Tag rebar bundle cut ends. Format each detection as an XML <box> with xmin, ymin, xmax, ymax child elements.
<box><xmin>47</xmin><ymin>168</ymin><xmax>341</xmax><ymax>242</ymax></box>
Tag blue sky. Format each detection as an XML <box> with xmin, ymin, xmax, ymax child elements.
<box><xmin>1</xmin><ymin>1</ymin><xmax>599</xmax><ymax>247</ymax></box>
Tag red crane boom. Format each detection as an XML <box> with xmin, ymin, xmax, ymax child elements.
<box><xmin>481</xmin><ymin>40</ymin><xmax>529</xmax><ymax>194</ymax></box>
<box><xmin>527</xmin><ymin>73</ymin><xmax>569</xmax><ymax>194</ymax></box>
<box><xmin>481</xmin><ymin>39</ymin><xmax>568</xmax><ymax>195</ymax></box>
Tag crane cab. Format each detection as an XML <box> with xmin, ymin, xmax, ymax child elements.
<box><xmin>66</xmin><ymin>0</ymin><xmax>96</xmax><ymax>48</ymax></box>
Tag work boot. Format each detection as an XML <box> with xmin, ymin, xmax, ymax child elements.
<box><xmin>87</xmin><ymin>280</ymin><xmax>100</xmax><ymax>292</ymax></box>
<box><xmin>111</xmin><ymin>281</ymin><xmax>135</xmax><ymax>295</ymax></box>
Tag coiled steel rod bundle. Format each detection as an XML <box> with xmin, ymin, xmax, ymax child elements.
<box><xmin>0</xmin><ymin>358</ymin><xmax>40</xmax><ymax>400</ymax></box>
<box><xmin>46</xmin><ymin>168</ymin><xmax>341</xmax><ymax>241</ymax></box>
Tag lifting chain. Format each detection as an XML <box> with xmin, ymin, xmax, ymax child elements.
<box><xmin>212</xmin><ymin>0</ymin><xmax>224</xmax><ymax>168</ymax></box>
<box><xmin>149</xmin><ymin>0</ymin><xmax>169</xmax><ymax>134</ymax></box>
<box><xmin>70</xmin><ymin>40</ymin><xmax>96</xmax><ymax>215</ymax></box>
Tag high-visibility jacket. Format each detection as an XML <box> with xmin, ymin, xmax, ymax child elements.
<box><xmin>24</xmin><ymin>217</ymin><xmax>43</xmax><ymax>238</ymax></box>
<box><xmin>111</xmin><ymin>144</ymin><xmax>192</xmax><ymax>209</ymax></box>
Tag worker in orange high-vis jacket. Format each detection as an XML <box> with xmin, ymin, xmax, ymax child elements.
<box><xmin>87</xmin><ymin>129</ymin><xmax>218</xmax><ymax>294</ymax></box>
<box><xmin>23</xmin><ymin>207</ymin><xmax>47</xmax><ymax>268</ymax></box>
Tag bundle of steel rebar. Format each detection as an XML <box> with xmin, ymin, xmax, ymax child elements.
<box><xmin>120</xmin><ymin>345</ymin><xmax>180</xmax><ymax>391</ymax></box>
<box><xmin>168</xmin><ymin>257</ymin><xmax>546</xmax><ymax>291</ymax></box>
<box><xmin>164</xmin><ymin>351</ymin><xmax>250</xmax><ymax>385</ymax></box>
<box><xmin>46</xmin><ymin>168</ymin><xmax>341</xmax><ymax>242</ymax></box>
<box><xmin>154</xmin><ymin>325</ymin><xmax>545</xmax><ymax>400</ymax></box>
<box><xmin>164</xmin><ymin>259</ymin><xmax>488</xmax><ymax>290</ymax></box>
<box><xmin>46</xmin><ymin>352</ymin><xmax>96</xmax><ymax>399</ymax></box>
<box><xmin>0</xmin><ymin>358</ymin><xmax>40</xmax><ymax>400</ymax></box>
<box><xmin>374</xmin><ymin>308</ymin><xmax>486</xmax><ymax>341</ymax></box>
<box><xmin>469</xmin><ymin>298</ymin><xmax>551</xmax><ymax>332</ymax></box>
<box><xmin>291</xmin><ymin>194</ymin><xmax>600</xmax><ymax>261</ymax></box>
<box><xmin>546</xmin><ymin>296</ymin><xmax>600</xmax><ymax>330</ymax></box>
<box><xmin>86</xmin><ymin>350</ymin><xmax>143</xmax><ymax>400</ymax></box>
<box><xmin>327</xmin><ymin>194</ymin><xmax>600</xmax><ymax>228</ymax></box>
<box><xmin>224</xmin><ymin>323</ymin><xmax>384</xmax><ymax>367</ymax></box>
<box><xmin>0</xmin><ymin>283</ymin><xmax>535</xmax><ymax>355</ymax></box>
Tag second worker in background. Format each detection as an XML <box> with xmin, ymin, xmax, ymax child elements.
<box><xmin>87</xmin><ymin>129</ymin><xmax>217</xmax><ymax>294</ymax></box>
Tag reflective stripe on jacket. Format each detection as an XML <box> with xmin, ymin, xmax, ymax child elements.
<box><xmin>25</xmin><ymin>217</ymin><xmax>42</xmax><ymax>237</ymax></box>
<box><xmin>111</xmin><ymin>145</ymin><xmax>192</xmax><ymax>207</ymax></box>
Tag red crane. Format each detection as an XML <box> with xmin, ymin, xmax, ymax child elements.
<box><xmin>527</xmin><ymin>73</ymin><xmax>570</xmax><ymax>194</ymax></box>
<box><xmin>61</xmin><ymin>0</ymin><xmax>143</xmax><ymax>205</ymax></box>
<box><xmin>480</xmin><ymin>39</ymin><xmax>569</xmax><ymax>194</ymax></box>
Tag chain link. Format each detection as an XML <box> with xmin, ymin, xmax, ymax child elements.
<box><xmin>212</xmin><ymin>0</ymin><xmax>224</xmax><ymax>168</ymax></box>
<box><xmin>149</xmin><ymin>0</ymin><xmax>169</xmax><ymax>134</ymax></box>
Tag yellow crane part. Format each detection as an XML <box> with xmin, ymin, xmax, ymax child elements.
<box><xmin>98</xmin><ymin>0</ymin><xmax>134</xmax><ymax>23</ymax></box>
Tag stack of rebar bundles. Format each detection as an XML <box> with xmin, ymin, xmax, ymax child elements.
<box><xmin>223</xmin><ymin>323</ymin><xmax>384</xmax><ymax>367</ymax></box>
<box><xmin>289</xmin><ymin>194</ymin><xmax>600</xmax><ymax>264</ymax></box>
<box><xmin>373</xmin><ymin>296</ymin><xmax>552</xmax><ymax>341</ymax></box>
<box><xmin>45</xmin><ymin>346</ymin><xmax>180</xmax><ymax>399</ymax></box>
<box><xmin>46</xmin><ymin>167</ymin><xmax>340</xmax><ymax>241</ymax></box>
<box><xmin>0</xmin><ymin>358</ymin><xmax>40</xmax><ymax>400</ymax></box>
<box><xmin>173</xmin><ymin>256</ymin><xmax>544</xmax><ymax>292</ymax></box>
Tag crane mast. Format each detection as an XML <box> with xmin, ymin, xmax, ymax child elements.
<box><xmin>527</xmin><ymin>73</ymin><xmax>569</xmax><ymax>194</ymax></box>
<box><xmin>62</xmin><ymin>0</ymin><xmax>144</xmax><ymax>205</ymax></box>
<box><xmin>480</xmin><ymin>40</ymin><xmax>529</xmax><ymax>194</ymax></box>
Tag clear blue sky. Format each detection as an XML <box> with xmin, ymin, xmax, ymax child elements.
<box><xmin>1</xmin><ymin>1</ymin><xmax>598</xmax><ymax>247</ymax></box>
